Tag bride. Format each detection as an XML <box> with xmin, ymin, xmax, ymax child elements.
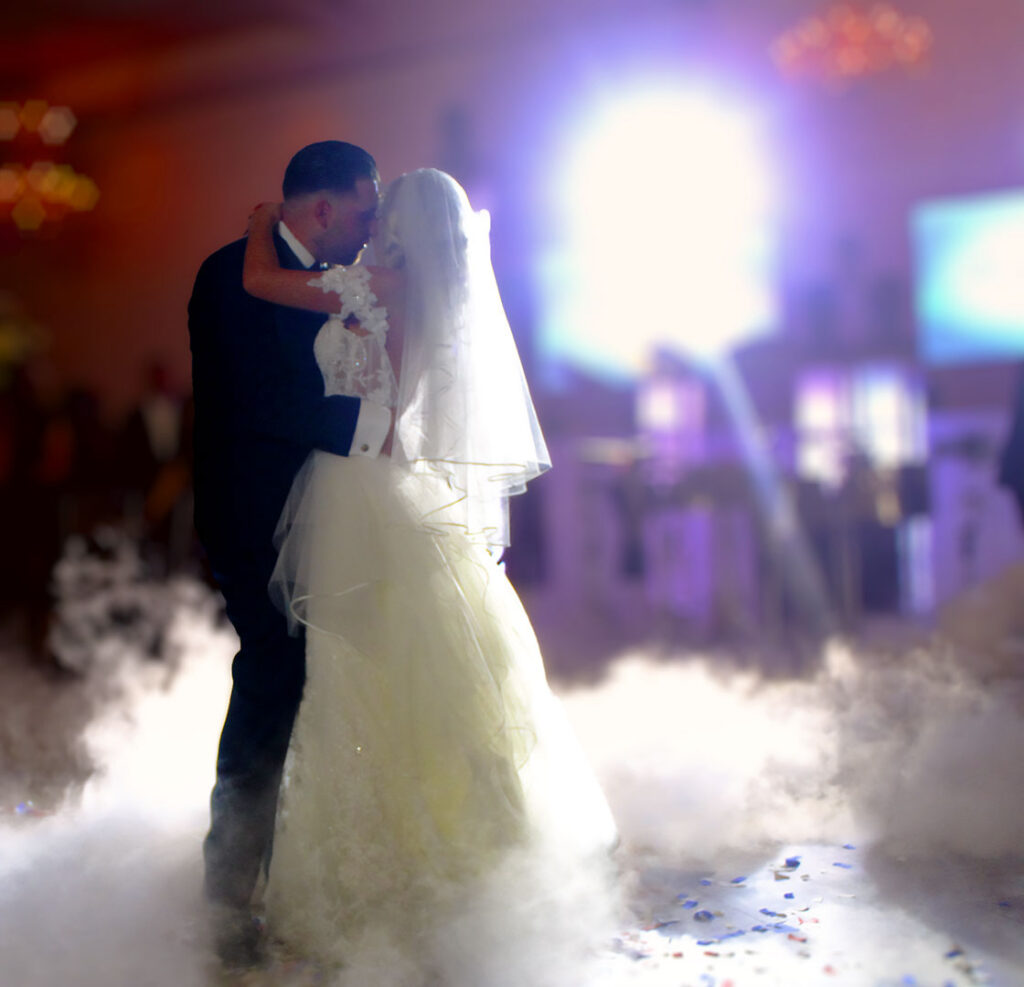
<box><xmin>242</xmin><ymin>169</ymin><xmax>616</xmax><ymax>973</ymax></box>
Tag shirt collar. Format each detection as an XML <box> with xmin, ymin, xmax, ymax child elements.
<box><xmin>277</xmin><ymin>220</ymin><xmax>316</xmax><ymax>270</ymax></box>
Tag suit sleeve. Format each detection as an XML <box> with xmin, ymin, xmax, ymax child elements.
<box><xmin>250</xmin><ymin>378</ymin><xmax>362</xmax><ymax>457</ymax></box>
<box><xmin>188</xmin><ymin>251</ymin><xmax>363</xmax><ymax>457</ymax></box>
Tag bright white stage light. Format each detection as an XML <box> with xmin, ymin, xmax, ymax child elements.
<box><xmin>541</xmin><ymin>89</ymin><xmax>777</xmax><ymax>380</ymax></box>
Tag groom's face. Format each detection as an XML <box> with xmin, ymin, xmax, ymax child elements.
<box><xmin>318</xmin><ymin>177</ymin><xmax>380</xmax><ymax>265</ymax></box>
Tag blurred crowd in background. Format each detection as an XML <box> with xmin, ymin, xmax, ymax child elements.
<box><xmin>0</xmin><ymin>354</ymin><xmax>194</xmax><ymax>658</ymax></box>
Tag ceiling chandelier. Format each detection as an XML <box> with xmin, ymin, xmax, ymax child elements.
<box><xmin>772</xmin><ymin>3</ymin><xmax>933</xmax><ymax>83</ymax></box>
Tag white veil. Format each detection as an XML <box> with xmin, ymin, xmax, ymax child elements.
<box><xmin>381</xmin><ymin>169</ymin><xmax>550</xmax><ymax>552</ymax></box>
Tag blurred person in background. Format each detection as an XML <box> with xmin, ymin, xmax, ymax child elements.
<box><xmin>118</xmin><ymin>361</ymin><xmax>185</xmax><ymax>503</ymax></box>
<box><xmin>62</xmin><ymin>385</ymin><xmax>117</xmax><ymax>535</ymax></box>
<box><xmin>998</xmin><ymin>364</ymin><xmax>1024</xmax><ymax>527</ymax></box>
<box><xmin>118</xmin><ymin>360</ymin><xmax>193</xmax><ymax>573</ymax></box>
<box><xmin>1</xmin><ymin>358</ymin><xmax>74</xmax><ymax>659</ymax></box>
<box><xmin>0</xmin><ymin>363</ymin><xmax>48</xmax><ymax>647</ymax></box>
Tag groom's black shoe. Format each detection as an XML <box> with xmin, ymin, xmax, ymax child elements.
<box><xmin>209</xmin><ymin>904</ymin><xmax>265</xmax><ymax>970</ymax></box>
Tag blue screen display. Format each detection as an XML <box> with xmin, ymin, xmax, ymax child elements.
<box><xmin>913</xmin><ymin>188</ymin><xmax>1024</xmax><ymax>365</ymax></box>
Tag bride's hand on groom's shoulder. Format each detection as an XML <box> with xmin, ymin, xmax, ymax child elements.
<box><xmin>247</xmin><ymin>201</ymin><xmax>282</xmax><ymax>232</ymax></box>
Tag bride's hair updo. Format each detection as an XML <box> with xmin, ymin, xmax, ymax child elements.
<box><xmin>377</xmin><ymin>170</ymin><xmax>471</xmax><ymax>284</ymax></box>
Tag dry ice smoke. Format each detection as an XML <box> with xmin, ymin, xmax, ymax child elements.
<box><xmin>2</xmin><ymin>560</ymin><xmax>1023</xmax><ymax>984</ymax></box>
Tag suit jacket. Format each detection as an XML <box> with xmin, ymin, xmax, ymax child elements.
<box><xmin>188</xmin><ymin>233</ymin><xmax>360</xmax><ymax>566</ymax></box>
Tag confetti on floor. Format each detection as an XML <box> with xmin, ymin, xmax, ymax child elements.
<box><xmin>598</xmin><ymin>843</ymin><xmax>1024</xmax><ymax>987</ymax></box>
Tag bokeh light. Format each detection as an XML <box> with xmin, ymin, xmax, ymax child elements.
<box><xmin>11</xmin><ymin>195</ymin><xmax>46</xmax><ymax>232</ymax></box>
<box><xmin>38</xmin><ymin>106</ymin><xmax>77</xmax><ymax>146</ymax></box>
<box><xmin>0</xmin><ymin>102</ymin><xmax>20</xmax><ymax>141</ymax></box>
<box><xmin>0</xmin><ymin>165</ymin><xmax>23</xmax><ymax>202</ymax></box>
<box><xmin>772</xmin><ymin>3</ymin><xmax>933</xmax><ymax>83</ymax></box>
<box><xmin>17</xmin><ymin>100</ymin><xmax>50</xmax><ymax>133</ymax></box>
<box><xmin>0</xmin><ymin>101</ymin><xmax>96</xmax><ymax>231</ymax></box>
<box><xmin>541</xmin><ymin>87</ymin><xmax>777</xmax><ymax>380</ymax></box>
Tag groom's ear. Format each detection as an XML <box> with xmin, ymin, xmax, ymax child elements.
<box><xmin>313</xmin><ymin>197</ymin><xmax>333</xmax><ymax>229</ymax></box>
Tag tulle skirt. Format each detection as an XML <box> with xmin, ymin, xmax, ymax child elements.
<box><xmin>264</xmin><ymin>452</ymin><xmax>616</xmax><ymax>967</ymax></box>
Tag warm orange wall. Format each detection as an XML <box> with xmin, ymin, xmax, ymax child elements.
<box><xmin>5</xmin><ymin>0</ymin><xmax>1024</xmax><ymax>418</ymax></box>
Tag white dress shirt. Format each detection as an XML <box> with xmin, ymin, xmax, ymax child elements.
<box><xmin>277</xmin><ymin>220</ymin><xmax>391</xmax><ymax>458</ymax></box>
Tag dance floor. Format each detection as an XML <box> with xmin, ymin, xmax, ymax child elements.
<box><xmin>602</xmin><ymin>842</ymin><xmax>1022</xmax><ymax>986</ymax></box>
<box><xmin>1</xmin><ymin>568</ymin><xmax>1023</xmax><ymax>986</ymax></box>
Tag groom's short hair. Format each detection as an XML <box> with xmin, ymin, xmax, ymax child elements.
<box><xmin>282</xmin><ymin>141</ymin><xmax>379</xmax><ymax>200</ymax></box>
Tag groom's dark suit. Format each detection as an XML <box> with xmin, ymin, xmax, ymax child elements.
<box><xmin>188</xmin><ymin>231</ymin><xmax>361</xmax><ymax>908</ymax></box>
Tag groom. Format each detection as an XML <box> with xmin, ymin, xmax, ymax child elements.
<box><xmin>188</xmin><ymin>140</ymin><xmax>388</xmax><ymax>965</ymax></box>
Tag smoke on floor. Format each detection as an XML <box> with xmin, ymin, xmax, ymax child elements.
<box><xmin>2</xmin><ymin>563</ymin><xmax>1023</xmax><ymax>985</ymax></box>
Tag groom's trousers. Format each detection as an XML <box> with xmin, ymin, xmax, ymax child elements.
<box><xmin>202</xmin><ymin>542</ymin><xmax>306</xmax><ymax>909</ymax></box>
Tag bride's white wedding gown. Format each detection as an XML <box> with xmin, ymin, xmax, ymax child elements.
<box><xmin>263</xmin><ymin>267</ymin><xmax>616</xmax><ymax>967</ymax></box>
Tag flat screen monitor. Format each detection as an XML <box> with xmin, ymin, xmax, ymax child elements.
<box><xmin>913</xmin><ymin>188</ymin><xmax>1024</xmax><ymax>365</ymax></box>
